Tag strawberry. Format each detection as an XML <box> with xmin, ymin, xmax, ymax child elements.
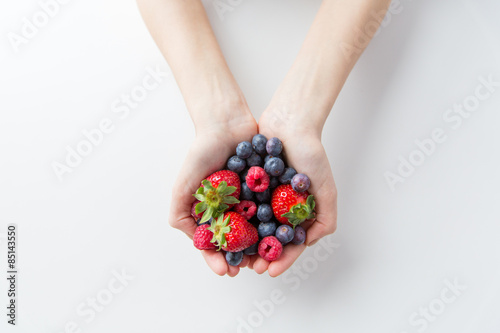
<box><xmin>208</xmin><ymin>212</ymin><xmax>258</xmax><ymax>252</ymax></box>
<box><xmin>271</xmin><ymin>184</ymin><xmax>315</xmax><ymax>227</ymax></box>
<box><xmin>193</xmin><ymin>170</ymin><xmax>241</xmax><ymax>223</ymax></box>
<box><xmin>193</xmin><ymin>224</ymin><xmax>217</xmax><ymax>250</ymax></box>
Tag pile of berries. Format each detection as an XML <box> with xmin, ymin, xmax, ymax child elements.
<box><xmin>192</xmin><ymin>135</ymin><xmax>315</xmax><ymax>266</ymax></box>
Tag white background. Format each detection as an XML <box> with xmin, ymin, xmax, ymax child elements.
<box><xmin>1</xmin><ymin>0</ymin><xmax>500</xmax><ymax>332</ymax></box>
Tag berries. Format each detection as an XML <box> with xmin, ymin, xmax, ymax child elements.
<box><xmin>264</xmin><ymin>155</ymin><xmax>272</xmax><ymax>164</ymax></box>
<box><xmin>257</xmin><ymin>204</ymin><xmax>273</xmax><ymax>222</ymax></box>
<box><xmin>193</xmin><ymin>170</ymin><xmax>241</xmax><ymax>223</ymax></box>
<box><xmin>193</xmin><ymin>224</ymin><xmax>217</xmax><ymax>250</ymax></box>
<box><xmin>255</xmin><ymin>188</ymin><xmax>271</xmax><ymax>203</ymax></box>
<box><xmin>208</xmin><ymin>212</ymin><xmax>258</xmax><ymax>252</ymax></box>
<box><xmin>227</xmin><ymin>155</ymin><xmax>246</xmax><ymax>173</ymax></box>
<box><xmin>246</xmin><ymin>152</ymin><xmax>263</xmax><ymax>167</ymax></box>
<box><xmin>226</xmin><ymin>251</ymin><xmax>244</xmax><ymax>266</ymax></box>
<box><xmin>246</xmin><ymin>166</ymin><xmax>270</xmax><ymax>192</ymax></box>
<box><xmin>236</xmin><ymin>141</ymin><xmax>253</xmax><ymax>159</ymax></box>
<box><xmin>258</xmin><ymin>236</ymin><xmax>283</xmax><ymax>261</ymax></box>
<box><xmin>240</xmin><ymin>182</ymin><xmax>254</xmax><ymax>201</ymax></box>
<box><xmin>291</xmin><ymin>225</ymin><xmax>306</xmax><ymax>245</ymax></box>
<box><xmin>270</xmin><ymin>177</ymin><xmax>280</xmax><ymax>189</ymax></box>
<box><xmin>258</xmin><ymin>221</ymin><xmax>277</xmax><ymax>238</ymax></box>
<box><xmin>271</xmin><ymin>184</ymin><xmax>315</xmax><ymax>227</ymax></box>
<box><xmin>291</xmin><ymin>173</ymin><xmax>311</xmax><ymax>193</ymax></box>
<box><xmin>252</xmin><ymin>134</ymin><xmax>267</xmax><ymax>155</ymax></box>
<box><xmin>191</xmin><ymin>136</ymin><xmax>315</xmax><ymax>265</ymax></box>
<box><xmin>279</xmin><ymin>167</ymin><xmax>297</xmax><ymax>185</ymax></box>
<box><xmin>240</xmin><ymin>168</ymin><xmax>250</xmax><ymax>182</ymax></box>
<box><xmin>264</xmin><ymin>157</ymin><xmax>285</xmax><ymax>177</ymax></box>
<box><xmin>196</xmin><ymin>217</ymin><xmax>213</xmax><ymax>226</ymax></box>
<box><xmin>233</xmin><ymin>200</ymin><xmax>257</xmax><ymax>220</ymax></box>
<box><xmin>275</xmin><ymin>225</ymin><xmax>294</xmax><ymax>244</ymax></box>
<box><xmin>266</xmin><ymin>137</ymin><xmax>283</xmax><ymax>156</ymax></box>
<box><xmin>244</xmin><ymin>242</ymin><xmax>259</xmax><ymax>255</ymax></box>
<box><xmin>191</xmin><ymin>200</ymin><xmax>202</xmax><ymax>219</ymax></box>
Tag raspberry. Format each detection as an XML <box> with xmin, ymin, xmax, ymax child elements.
<box><xmin>258</xmin><ymin>236</ymin><xmax>283</xmax><ymax>262</ymax></box>
<box><xmin>191</xmin><ymin>200</ymin><xmax>202</xmax><ymax>219</ymax></box>
<box><xmin>233</xmin><ymin>200</ymin><xmax>257</xmax><ymax>220</ymax></box>
<box><xmin>193</xmin><ymin>225</ymin><xmax>217</xmax><ymax>250</ymax></box>
<box><xmin>246</xmin><ymin>166</ymin><xmax>270</xmax><ymax>193</ymax></box>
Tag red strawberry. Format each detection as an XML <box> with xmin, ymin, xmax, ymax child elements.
<box><xmin>193</xmin><ymin>224</ymin><xmax>217</xmax><ymax>250</ymax></box>
<box><xmin>193</xmin><ymin>170</ymin><xmax>241</xmax><ymax>223</ymax></box>
<box><xmin>271</xmin><ymin>184</ymin><xmax>315</xmax><ymax>227</ymax></box>
<box><xmin>208</xmin><ymin>212</ymin><xmax>258</xmax><ymax>252</ymax></box>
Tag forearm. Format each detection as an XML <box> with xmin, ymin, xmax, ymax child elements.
<box><xmin>270</xmin><ymin>0</ymin><xmax>392</xmax><ymax>134</ymax></box>
<box><xmin>137</xmin><ymin>0</ymin><xmax>247</xmax><ymax>128</ymax></box>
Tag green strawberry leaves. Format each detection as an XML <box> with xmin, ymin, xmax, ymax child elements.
<box><xmin>207</xmin><ymin>214</ymin><xmax>232</xmax><ymax>251</ymax></box>
<box><xmin>193</xmin><ymin>180</ymin><xmax>240</xmax><ymax>223</ymax></box>
<box><xmin>281</xmin><ymin>195</ymin><xmax>316</xmax><ymax>228</ymax></box>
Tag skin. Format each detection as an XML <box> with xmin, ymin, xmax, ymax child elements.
<box><xmin>137</xmin><ymin>0</ymin><xmax>392</xmax><ymax>277</ymax></box>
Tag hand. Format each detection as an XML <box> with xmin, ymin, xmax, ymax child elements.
<box><xmin>252</xmin><ymin>106</ymin><xmax>338</xmax><ymax>277</ymax></box>
<box><xmin>168</xmin><ymin>107</ymin><xmax>258</xmax><ymax>277</ymax></box>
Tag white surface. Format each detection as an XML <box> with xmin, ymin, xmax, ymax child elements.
<box><xmin>1</xmin><ymin>0</ymin><xmax>500</xmax><ymax>332</ymax></box>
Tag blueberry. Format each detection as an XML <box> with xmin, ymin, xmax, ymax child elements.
<box><xmin>252</xmin><ymin>134</ymin><xmax>267</xmax><ymax>155</ymax></box>
<box><xmin>240</xmin><ymin>167</ymin><xmax>250</xmax><ymax>182</ymax></box>
<box><xmin>236</xmin><ymin>141</ymin><xmax>253</xmax><ymax>159</ymax></box>
<box><xmin>275</xmin><ymin>225</ymin><xmax>294</xmax><ymax>244</ymax></box>
<box><xmin>266</xmin><ymin>137</ymin><xmax>283</xmax><ymax>156</ymax></box>
<box><xmin>244</xmin><ymin>242</ymin><xmax>259</xmax><ymax>255</ymax></box>
<box><xmin>258</xmin><ymin>222</ymin><xmax>277</xmax><ymax>238</ymax></box>
<box><xmin>264</xmin><ymin>157</ymin><xmax>285</xmax><ymax>177</ymax></box>
<box><xmin>291</xmin><ymin>173</ymin><xmax>311</xmax><ymax>192</ymax></box>
<box><xmin>255</xmin><ymin>188</ymin><xmax>270</xmax><ymax>203</ymax></box>
<box><xmin>227</xmin><ymin>155</ymin><xmax>246</xmax><ymax>173</ymax></box>
<box><xmin>240</xmin><ymin>182</ymin><xmax>254</xmax><ymax>201</ymax></box>
<box><xmin>291</xmin><ymin>226</ymin><xmax>306</xmax><ymax>245</ymax></box>
<box><xmin>279</xmin><ymin>167</ymin><xmax>297</xmax><ymax>184</ymax></box>
<box><xmin>257</xmin><ymin>204</ymin><xmax>273</xmax><ymax>222</ymax></box>
<box><xmin>226</xmin><ymin>251</ymin><xmax>244</xmax><ymax>266</ymax></box>
<box><xmin>264</xmin><ymin>154</ymin><xmax>283</xmax><ymax>165</ymax></box>
<box><xmin>196</xmin><ymin>217</ymin><xmax>213</xmax><ymax>226</ymax></box>
<box><xmin>246</xmin><ymin>152</ymin><xmax>263</xmax><ymax>167</ymax></box>
<box><xmin>269</xmin><ymin>177</ymin><xmax>280</xmax><ymax>189</ymax></box>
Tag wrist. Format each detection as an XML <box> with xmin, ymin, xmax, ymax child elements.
<box><xmin>262</xmin><ymin>92</ymin><xmax>331</xmax><ymax>140</ymax></box>
<box><xmin>191</xmin><ymin>98</ymin><xmax>256</xmax><ymax>137</ymax></box>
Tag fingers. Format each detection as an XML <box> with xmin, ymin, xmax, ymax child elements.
<box><xmin>168</xmin><ymin>175</ymin><xmax>198</xmax><ymax>238</ymax></box>
<box><xmin>305</xmin><ymin>215</ymin><xmax>337</xmax><ymax>246</ymax></box>
<box><xmin>246</xmin><ymin>254</ymin><xmax>259</xmax><ymax>270</ymax></box>
<box><xmin>253</xmin><ymin>257</ymin><xmax>270</xmax><ymax>275</ymax></box>
<box><xmin>201</xmin><ymin>250</ymin><xmax>252</xmax><ymax>277</ymax></box>
<box><xmin>268</xmin><ymin>243</ymin><xmax>307</xmax><ymax>277</ymax></box>
<box><xmin>239</xmin><ymin>255</ymin><xmax>250</xmax><ymax>268</ymax></box>
<box><xmin>227</xmin><ymin>265</ymin><xmax>240</xmax><ymax>277</ymax></box>
<box><xmin>201</xmin><ymin>250</ymin><xmax>228</xmax><ymax>276</ymax></box>
<box><xmin>173</xmin><ymin>216</ymin><xmax>198</xmax><ymax>239</ymax></box>
<box><xmin>168</xmin><ymin>142</ymin><xmax>216</xmax><ymax>236</ymax></box>
<box><xmin>305</xmin><ymin>182</ymin><xmax>337</xmax><ymax>246</ymax></box>
<box><xmin>251</xmin><ymin>243</ymin><xmax>307</xmax><ymax>277</ymax></box>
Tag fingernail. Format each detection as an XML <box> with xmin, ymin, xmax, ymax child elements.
<box><xmin>308</xmin><ymin>239</ymin><xmax>320</xmax><ymax>247</ymax></box>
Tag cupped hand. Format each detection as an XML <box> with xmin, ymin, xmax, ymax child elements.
<box><xmin>253</xmin><ymin>107</ymin><xmax>338</xmax><ymax>277</ymax></box>
<box><xmin>168</xmin><ymin>109</ymin><xmax>258</xmax><ymax>277</ymax></box>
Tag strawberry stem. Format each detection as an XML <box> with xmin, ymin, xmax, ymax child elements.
<box><xmin>193</xmin><ymin>180</ymin><xmax>239</xmax><ymax>223</ymax></box>
<box><xmin>281</xmin><ymin>195</ymin><xmax>316</xmax><ymax>228</ymax></box>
